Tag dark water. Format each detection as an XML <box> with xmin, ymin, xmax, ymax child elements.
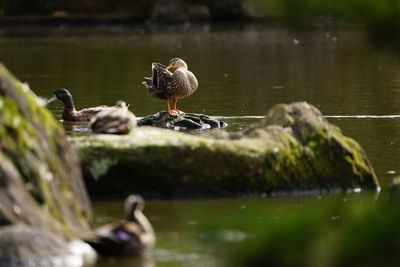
<box><xmin>1</xmin><ymin>24</ymin><xmax>400</xmax><ymax>266</ymax></box>
<box><xmin>91</xmin><ymin>193</ymin><xmax>377</xmax><ymax>267</ymax></box>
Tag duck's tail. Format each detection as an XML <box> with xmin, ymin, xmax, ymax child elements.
<box><xmin>142</xmin><ymin>62</ymin><xmax>172</xmax><ymax>100</ymax></box>
<box><xmin>142</xmin><ymin>62</ymin><xmax>164</xmax><ymax>88</ymax></box>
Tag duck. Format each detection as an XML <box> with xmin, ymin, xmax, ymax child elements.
<box><xmin>142</xmin><ymin>58</ymin><xmax>199</xmax><ymax>116</ymax></box>
<box><xmin>47</xmin><ymin>88</ymin><xmax>117</xmax><ymax>122</ymax></box>
<box><xmin>84</xmin><ymin>195</ymin><xmax>155</xmax><ymax>256</ymax></box>
<box><xmin>90</xmin><ymin>100</ymin><xmax>136</xmax><ymax>135</ymax></box>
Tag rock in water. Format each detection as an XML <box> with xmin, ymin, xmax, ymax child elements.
<box><xmin>0</xmin><ymin>64</ymin><xmax>94</xmax><ymax>264</ymax></box>
<box><xmin>137</xmin><ymin>111</ymin><xmax>227</xmax><ymax>130</ymax></box>
<box><xmin>242</xmin><ymin>102</ymin><xmax>379</xmax><ymax>192</ymax></box>
<box><xmin>72</xmin><ymin>102</ymin><xmax>379</xmax><ymax>198</ymax></box>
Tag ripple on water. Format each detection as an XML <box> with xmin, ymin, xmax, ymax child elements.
<box><xmin>151</xmin><ymin>249</ymin><xmax>218</xmax><ymax>266</ymax></box>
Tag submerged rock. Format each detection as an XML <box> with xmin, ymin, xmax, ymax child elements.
<box><xmin>71</xmin><ymin>102</ymin><xmax>379</xmax><ymax>198</ymax></box>
<box><xmin>137</xmin><ymin>111</ymin><xmax>227</xmax><ymax>130</ymax></box>
<box><xmin>0</xmin><ymin>64</ymin><xmax>94</xmax><ymax>264</ymax></box>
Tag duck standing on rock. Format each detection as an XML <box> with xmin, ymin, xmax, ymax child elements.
<box><xmin>142</xmin><ymin>58</ymin><xmax>199</xmax><ymax>116</ymax></box>
<box><xmin>47</xmin><ymin>88</ymin><xmax>118</xmax><ymax>122</ymax></box>
<box><xmin>84</xmin><ymin>195</ymin><xmax>155</xmax><ymax>256</ymax></box>
<box><xmin>90</xmin><ymin>100</ymin><xmax>136</xmax><ymax>134</ymax></box>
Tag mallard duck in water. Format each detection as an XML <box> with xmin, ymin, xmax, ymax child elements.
<box><xmin>90</xmin><ymin>100</ymin><xmax>136</xmax><ymax>134</ymax></box>
<box><xmin>84</xmin><ymin>195</ymin><xmax>155</xmax><ymax>256</ymax></box>
<box><xmin>142</xmin><ymin>58</ymin><xmax>199</xmax><ymax>116</ymax></box>
<box><xmin>47</xmin><ymin>88</ymin><xmax>117</xmax><ymax>122</ymax></box>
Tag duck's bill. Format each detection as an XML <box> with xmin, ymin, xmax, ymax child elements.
<box><xmin>166</xmin><ymin>65</ymin><xmax>173</xmax><ymax>70</ymax></box>
<box><xmin>47</xmin><ymin>95</ymin><xmax>57</xmax><ymax>105</ymax></box>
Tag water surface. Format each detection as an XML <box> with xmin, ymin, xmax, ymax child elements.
<box><xmin>1</xmin><ymin>24</ymin><xmax>400</xmax><ymax>266</ymax></box>
<box><xmin>92</xmin><ymin>193</ymin><xmax>375</xmax><ymax>267</ymax></box>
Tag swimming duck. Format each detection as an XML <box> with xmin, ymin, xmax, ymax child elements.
<box><xmin>142</xmin><ymin>58</ymin><xmax>199</xmax><ymax>116</ymax></box>
<box><xmin>84</xmin><ymin>195</ymin><xmax>155</xmax><ymax>256</ymax></box>
<box><xmin>47</xmin><ymin>88</ymin><xmax>117</xmax><ymax>122</ymax></box>
<box><xmin>90</xmin><ymin>101</ymin><xmax>136</xmax><ymax>135</ymax></box>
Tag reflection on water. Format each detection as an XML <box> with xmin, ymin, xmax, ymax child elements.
<box><xmin>2</xmin><ymin>24</ymin><xmax>400</xmax><ymax>266</ymax></box>
<box><xmin>63</xmin><ymin>121</ymin><xmax>92</xmax><ymax>135</ymax></box>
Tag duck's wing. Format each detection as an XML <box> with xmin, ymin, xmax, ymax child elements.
<box><xmin>166</xmin><ymin>69</ymin><xmax>198</xmax><ymax>99</ymax></box>
<box><xmin>187</xmin><ymin>70</ymin><xmax>199</xmax><ymax>91</ymax></box>
<box><xmin>90</xmin><ymin>222</ymin><xmax>143</xmax><ymax>255</ymax></box>
<box><xmin>142</xmin><ymin>63</ymin><xmax>163</xmax><ymax>88</ymax></box>
<box><xmin>76</xmin><ymin>106</ymin><xmax>115</xmax><ymax>122</ymax></box>
<box><xmin>142</xmin><ymin>62</ymin><xmax>173</xmax><ymax>100</ymax></box>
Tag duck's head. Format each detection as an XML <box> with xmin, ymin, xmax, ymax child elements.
<box><xmin>47</xmin><ymin>88</ymin><xmax>73</xmax><ymax>105</ymax></box>
<box><xmin>166</xmin><ymin>58</ymin><xmax>188</xmax><ymax>71</ymax></box>
<box><xmin>115</xmin><ymin>100</ymin><xmax>129</xmax><ymax>109</ymax></box>
<box><xmin>124</xmin><ymin>195</ymin><xmax>145</xmax><ymax>221</ymax></box>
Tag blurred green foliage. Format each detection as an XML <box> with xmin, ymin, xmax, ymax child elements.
<box><xmin>331</xmin><ymin>197</ymin><xmax>400</xmax><ymax>267</ymax></box>
<box><xmin>196</xmin><ymin>193</ymin><xmax>400</xmax><ymax>267</ymax></box>
<box><xmin>280</xmin><ymin>0</ymin><xmax>400</xmax><ymax>22</ymax></box>
<box><xmin>1</xmin><ymin>0</ymin><xmax>399</xmax><ymax>42</ymax></box>
<box><xmin>279</xmin><ymin>0</ymin><xmax>400</xmax><ymax>43</ymax></box>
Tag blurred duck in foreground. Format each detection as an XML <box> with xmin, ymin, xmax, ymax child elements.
<box><xmin>90</xmin><ymin>100</ymin><xmax>136</xmax><ymax>134</ymax></box>
<box><xmin>84</xmin><ymin>195</ymin><xmax>155</xmax><ymax>256</ymax></box>
<box><xmin>142</xmin><ymin>58</ymin><xmax>198</xmax><ymax>116</ymax></box>
<box><xmin>47</xmin><ymin>88</ymin><xmax>118</xmax><ymax>122</ymax></box>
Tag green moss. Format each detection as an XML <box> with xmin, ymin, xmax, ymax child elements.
<box><xmin>89</xmin><ymin>158</ymin><xmax>118</xmax><ymax>179</ymax></box>
<box><xmin>0</xmin><ymin>63</ymin><xmax>91</xmax><ymax>239</ymax></box>
<box><xmin>0</xmin><ymin>95</ymin><xmax>72</xmax><ymax>233</ymax></box>
<box><xmin>342</xmin><ymin>136</ymin><xmax>372</xmax><ymax>174</ymax></box>
<box><xmin>0</xmin><ymin>97</ymin><xmax>40</xmax><ymax>182</ymax></box>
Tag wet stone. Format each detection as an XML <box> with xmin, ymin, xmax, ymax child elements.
<box><xmin>137</xmin><ymin>111</ymin><xmax>227</xmax><ymax>130</ymax></box>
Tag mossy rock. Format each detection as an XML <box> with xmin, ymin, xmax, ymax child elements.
<box><xmin>71</xmin><ymin>102</ymin><xmax>379</xmax><ymax>198</ymax></box>
<box><xmin>0</xmin><ymin>63</ymin><xmax>93</xmax><ymax>258</ymax></box>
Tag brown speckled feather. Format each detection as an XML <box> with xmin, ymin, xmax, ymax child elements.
<box><xmin>143</xmin><ymin>63</ymin><xmax>173</xmax><ymax>100</ymax></box>
<box><xmin>90</xmin><ymin>104</ymin><xmax>136</xmax><ymax>134</ymax></box>
<box><xmin>63</xmin><ymin>106</ymin><xmax>116</xmax><ymax>122</ymax></box>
